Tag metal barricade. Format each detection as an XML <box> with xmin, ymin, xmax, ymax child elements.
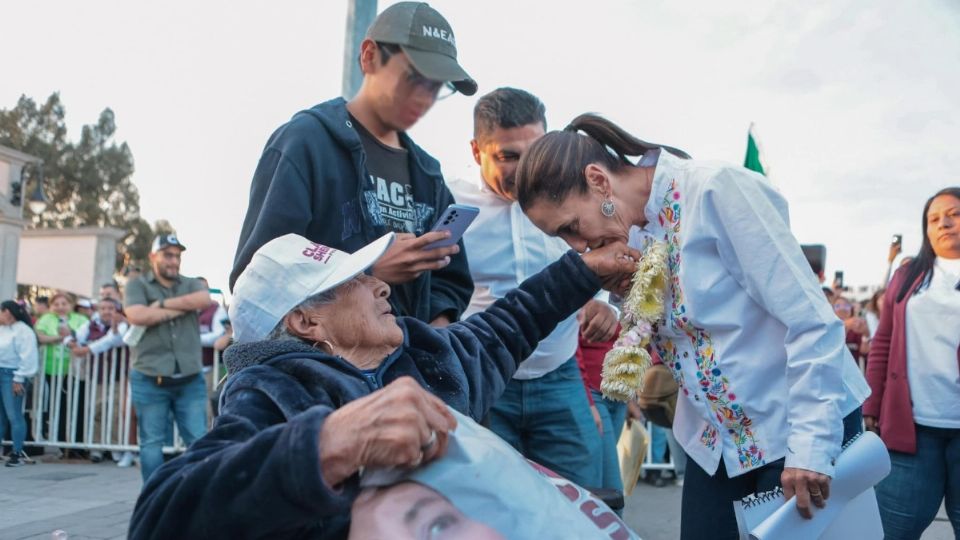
<box><xmin>4</xmin><ymin>344</ymin><xmax>226</xmax><ymax>455</ymax></box>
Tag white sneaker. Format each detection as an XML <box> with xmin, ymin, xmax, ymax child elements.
<box><xmin>117</xmin><ymin>451</ymin><xmax>135</xmax><ymax>468</ymax></box>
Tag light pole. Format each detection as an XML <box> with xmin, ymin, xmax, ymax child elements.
<box><xmin>342</xmin><ymin>0</ymin><xmax>377</xmax><ymax>99</ymax></box>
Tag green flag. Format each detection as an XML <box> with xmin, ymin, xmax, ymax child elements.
<box><xmin>744</xmin><ymin>125</ymin><xmax>765</xmax><ymax>176</ymax></box>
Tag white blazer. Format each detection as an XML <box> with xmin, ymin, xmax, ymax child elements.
<box><xmin>637</xmin><ymin>150</ymin><xmax>870</xmax><ymax>478</ymax></box>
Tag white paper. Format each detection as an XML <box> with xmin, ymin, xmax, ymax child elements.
<box><xmin>746</xmin><ymin>431</ymin><xmax>890</xmax><ymax>540</ymax></box>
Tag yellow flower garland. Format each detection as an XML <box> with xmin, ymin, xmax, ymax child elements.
<box><xmin>600</xmin><ymin>240</ymin><xmax>669</xmax><ymax>402</ymax></box>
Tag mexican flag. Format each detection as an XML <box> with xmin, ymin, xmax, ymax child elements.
<box><xmin>743</xmin><ymin>124</ymin><xmax>766</xmax><ymax>176</ymax></box>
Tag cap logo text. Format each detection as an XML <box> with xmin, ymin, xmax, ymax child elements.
<box><xmin>302</xmin><ymin>243</ymin><xmax>335</xmax><ymax>263</ymax></box>
<box><xmin>422</xmin><ymin>25</ymin><xmax>455</xmax><ymax>46</ymax></box>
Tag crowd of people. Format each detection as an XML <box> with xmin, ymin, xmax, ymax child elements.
<box><xmin>3</xmin><ymin>2</ymin><xmax>957</xmax><ymax>539</ymax></box>
<box><xmin>0</xmin><ymin>236</ymin><xmax>233</xmax><ymax>473</ymax></box>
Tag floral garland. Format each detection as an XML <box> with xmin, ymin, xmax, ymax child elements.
<box><xmin>600</xmin><ymin>240</ymin><xmax>669</xmax><ymax>402</ymax></box>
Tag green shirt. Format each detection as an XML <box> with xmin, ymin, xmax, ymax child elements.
<box><xmin>35</xmin><ymin>312</ymin><xmax>88</xmax><ymax>376</ymax></box>
<box><xmin>125</xmin><ymin>271</ymin><xmax>205</xmax><ymax>377</ymax></box>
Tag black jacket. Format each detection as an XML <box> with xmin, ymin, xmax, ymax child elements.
<box><xmin>129</xmin><ymin>252</ymin><xmax>600</xmax><ymax>540</ymax></box>
<box><xmin>230</xmin><ymin>97</ymin><xmax>473</xmax><ymax>323</ymax></box>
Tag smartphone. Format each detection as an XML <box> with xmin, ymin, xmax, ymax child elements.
<box><xmin>424</xmin><ymin>204</ymin><xmax>480</xmax><ymax>250</ymax></box>
<box><xmin>834</xmin><ymin>270</ymin><xmax>844</xmax><ymax>289</ymax></box>
<box><xmin>892</xmin><ymin>234</ymin><xmax>902</xmax><ymax>248</ymax></box>
<box><xmin>801</xmin><ymin>244</ymin><xmax>827</xmax><ymax>276</ymax></box>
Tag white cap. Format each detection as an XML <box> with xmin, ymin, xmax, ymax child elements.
<box><xmin>229</xmin><ymin>233</ymin><xmax>395</xmax><ymax>344</ymax></box>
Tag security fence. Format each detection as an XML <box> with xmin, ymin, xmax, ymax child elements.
<box><xmin>6</xmin><ymin>344</ymin><xmax>223</xmax><ymax>454</ymax></box>
<box><xmin>6</xmin><ymin>343</ymin><xmax>677</xmax><ymax>476</ymax></box>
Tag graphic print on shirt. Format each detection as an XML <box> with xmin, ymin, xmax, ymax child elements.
<box><xmin>652</xmin><ymin>178</ymin><xmax>765</xmax><ymax>470</ymax></box>
<box><xmin>368</xmin><ymin>175</ymin><xmax>416</xmax><ymax>233</ymax></box>
<box><xmin>362</xmin><ymin>189</ymin><xmax>435</xmax><ymax>236</ymax></box>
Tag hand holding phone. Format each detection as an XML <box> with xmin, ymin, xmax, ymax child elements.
<box><xmin>370</xmin><ymin>232</ymin><xmax>460</xmax><ymax>285</ymax></box>
<box><xmin>424</xmin><ymin>204</ymin><xmax>479</xmax><ymax>250</ymax></box>
<box><xmin>889</xmin><ymin>234</ymin><xmax>903</xmax><ymax>263</ymax></box>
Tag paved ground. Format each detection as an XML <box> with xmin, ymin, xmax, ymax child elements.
<box><xmin>0</xmin><ymin>455</ymin><xmax>953</xmax><ymax>539</ymax></box>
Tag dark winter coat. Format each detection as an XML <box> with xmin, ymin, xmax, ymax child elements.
<box><xmin>130</xmin><ymin>251</ymin><xmax>600</xmax><ymax>540</ymax></box>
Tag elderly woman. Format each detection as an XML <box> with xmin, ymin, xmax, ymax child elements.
<box><xmin>512</xmin><ymin>114</ymin><xmax>871</xmax><ymax>539</ymax></box>
<box><xmin>129</xmin><ymin>232</ymin><xmax>638</xmax><ymax>539</ymax></box>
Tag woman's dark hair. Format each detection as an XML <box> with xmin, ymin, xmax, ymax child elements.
<box><xmin>1</xmin><ymin>300</ymin><xmax>33</xmax><ymax>328</ymax></box>
<box><xmin>896</xmin><ymin>186</ymin><xmax>960</xmax><ymax>302</ymax></box>
<box><xmin>515</xmin><ymin>113</ymin><xmax>690</xmax><ymax>211</ymax></box>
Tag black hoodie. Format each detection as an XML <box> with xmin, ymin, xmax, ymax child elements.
<box><xmin>130</xmin><ymin>252</ymin><xmax>601</xmax><ymax>539</ymax></box>
<box><xmin>231</xmin><ymin>98</ymin><xmax>473</xmax><ymax>323</ymax></box>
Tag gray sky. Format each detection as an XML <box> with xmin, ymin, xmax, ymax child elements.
<box><xmin>3</xmin><ymin>0</ymin><xmax>958</xmax><ymax>296</ymax></box>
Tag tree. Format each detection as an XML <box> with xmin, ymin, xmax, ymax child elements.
<box><xmin>0</xmin><ymin>93</ymin><xmax>158</xmax><ymax>270</ymax></box>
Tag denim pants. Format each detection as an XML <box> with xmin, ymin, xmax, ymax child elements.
<box><xmin>680</xmin><ymin>408</ymin><xmax>864</xmax><ymax>540</ymax></box>
<box><xmin>130</xmin><ymin>370</ymin><xmax>208</xmax><ymax>483</ymax></box>
<box><xmin>0</xmin><ymin>368</ymin><xmax>26</xmax><ymax>453</ymax></box>
<box><xmin>875</xmin><ymin>424</ymin><xmax>960</xmax><ymax>540</ymax></box>
<box><xmin>488</xmin><ymin>358</ymin><xmax>602</xmax><ymax>488</ymax></box>
<box><xmin>590</xmin><ymin>388</ymin><xmax>627</xmax><ymax>491</ymax></box>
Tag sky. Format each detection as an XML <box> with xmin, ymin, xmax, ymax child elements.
<box><xmin>3</xmin><ymin>0</ymin><xmax>958</xmax><ymax>297</ymax></box>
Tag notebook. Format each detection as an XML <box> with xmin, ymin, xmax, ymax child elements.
<box><xmin>733</xmin><ymin>431</ymin><xmax>890</xmax><ymax>540</ymax></box>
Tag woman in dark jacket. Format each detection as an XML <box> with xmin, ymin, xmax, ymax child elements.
<box><xmin>863</xmin><ymin>187</ymin><xmax>960</xmax><ymax>540</ymax></box>
<box><xmin>129</xmin><ymin>232</ymin><xmax>638</xmax><ymax>539</ymax></box>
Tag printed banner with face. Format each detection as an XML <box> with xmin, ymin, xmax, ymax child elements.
<box><xmin>354</xmin><ymin>408</ymin><xmax>641</xmax><ymax>539</ymax></box>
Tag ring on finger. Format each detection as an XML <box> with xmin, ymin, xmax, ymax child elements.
<box><xmin>421</xmin><ymin>430</ymin><xmax>437</xmax><ymax>451</ymax></box>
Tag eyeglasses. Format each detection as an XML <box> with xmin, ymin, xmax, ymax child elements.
<box><xmin>378</xmin><ymin>42</ymin><xmax>457</xmax><ymax>100</ymax></box>
<box><xmin>403</xmin><ymin>64</ymin><xmax>457</xmax><ymax>100</ymax></box>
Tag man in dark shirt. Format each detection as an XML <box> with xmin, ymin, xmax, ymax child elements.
<box><xmin>231</xmin><ymin>2</ymin><xmax>477</xmax><ymax>326</ymax></box>
<box><xmin>125</xmin><ymin>234</ymin><xmax>211</xmax><ymax>483</ymax></box>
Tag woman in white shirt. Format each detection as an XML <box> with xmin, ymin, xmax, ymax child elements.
<box><xmin>0</xmin><ymin>300</ymin><xmax>39</xmax><ymax>467</ymax></box>
<box><xmin>514</xmin><ymin>114</ymin><xmax>870</xmax><ymax>539</ymax></box>
<box><xmin>864</xmin><ymin>187</ymin><xmax>960</xmax><ymax>540</ymax></box>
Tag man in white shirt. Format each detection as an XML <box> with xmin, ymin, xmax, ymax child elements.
<box><xmin>449</xmin><ymin>88</ymin><xmax>617</xmax><ymax>488</ymax></box>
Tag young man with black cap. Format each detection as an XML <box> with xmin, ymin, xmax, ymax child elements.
<box><xmin>231</xmin><ymin>2</ymin><xmax>477</xmax><ymax>327</ymax></box>
<box><xmin>124</xmin><ymin>234</ymin><xmax>212</xmax><ymax>482</ymax></box>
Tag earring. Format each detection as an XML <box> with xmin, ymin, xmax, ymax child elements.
<box><xmin>315</xmin><ymin>339</ymin><xmax>337</xmax><ymax>357</ymax></box>
<box><xmin>601</xmin><ymin>198</ymin><xmax>616</xmax><ymax>218</ymax></box>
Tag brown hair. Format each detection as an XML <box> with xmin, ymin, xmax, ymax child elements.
<box><xmin>515</xmin><ymin>113</ymin><xmax>690</xmax><ymax>210</ymax></box>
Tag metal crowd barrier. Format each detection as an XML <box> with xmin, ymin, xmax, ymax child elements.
<box><xmin>3</xmin><ymin>344</ymin><xmax>223</xmax><ymax>454</ymax></box>
<box><xmin>9</xmin><ymin>343</ymin><xmax>678</xmax><ymax>476</ymax></box>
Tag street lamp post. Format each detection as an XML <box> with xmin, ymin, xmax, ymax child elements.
<box><xmin>25</xmin><ymin>163</ymin><xmax>48</xmax><ymax>215</ymax></box>
<box><xmin>342</xmin><ymin>0</ymin><xmax>377</xmax><ymax>99</ymax></box>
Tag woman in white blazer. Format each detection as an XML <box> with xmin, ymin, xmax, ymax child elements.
<box><xmin>514</xmin><ymin>113</ymin><xmax>870</xmax><ymax>540</ymax></box>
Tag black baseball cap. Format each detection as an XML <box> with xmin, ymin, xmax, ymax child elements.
<box><xmin>366</xmin><ymin>2</ymin><xmax>477</xmax><ymax>96</ymax></box>
<box><xmin>151</xmin><ymin>234</ymin><xmax>187</xmax><ymax>253</ymax></box>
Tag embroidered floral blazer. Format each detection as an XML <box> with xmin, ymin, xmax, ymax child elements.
<box><xmin>635</xmin><ymin>150</ymin><xmax>870</xmax><ymax>478</ymax></box>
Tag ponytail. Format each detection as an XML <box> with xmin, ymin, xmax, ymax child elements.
<box><xmin>564</xmin><ymin>113</ymin><xmax>690</xmax><ymax>163</ymax></box>
<box><xmin>515</xmin><ymin>113</ymin><xmax>688</xmax><ymax>211</ymax></box>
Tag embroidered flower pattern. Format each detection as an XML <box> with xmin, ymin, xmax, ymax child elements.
<box><xmin>700</xmin><ymin>425</ymin><xmax>719</xmax><ymax>451</ymax></box>
<box><xmin>654</xmin><ymin>179</ymin><xmax>764</xmax><ymax>470</ymax></box>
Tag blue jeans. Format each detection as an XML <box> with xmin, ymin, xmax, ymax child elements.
<box><xmin>875</xmin><ymin>424</ymin><xmax>960</xmax><ymax>540</ymax></box>
<box><xmin>680</xmin><ymin>408</ymin><xmax>864</xmax><ymax>540</ymax></box>
<box><xmin>488</xmin><ymin>358</ymin><xmax>602</xmax><ymax>488</ymax></box>
<box><xmin>130</xmin><ymin>371</ymin><xmax>208</xmax><ymax>483</ymax></box>
<box><xmin>591</xmin><ymin>388</ymin><xmax>627</xmax><ymax>491</ymax></box>
<box><xmin>0</xmin><ymin>369</ymin><xmax>26</xmax><ymax>453</ymax></box>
